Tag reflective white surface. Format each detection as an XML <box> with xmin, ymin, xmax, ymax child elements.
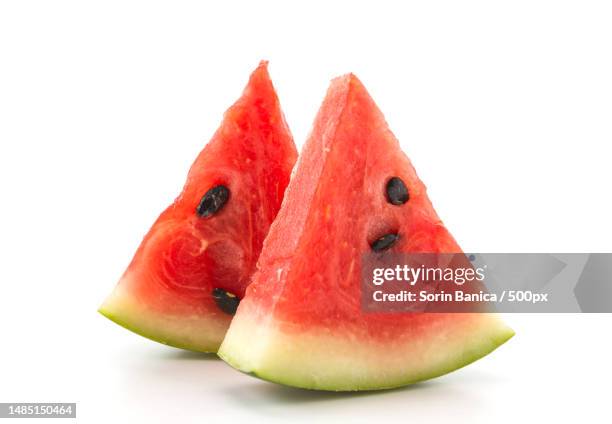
<box><xmin>1</xmin><ymin>1</ymin><xmax>611</xmax><ymax>422</ymax></box>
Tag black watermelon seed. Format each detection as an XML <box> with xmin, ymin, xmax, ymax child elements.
<box><xmin>196</xmin><ymin>185</ymin><xmax>230</xmax><ymax>217</ymax></box>
<box><xmin>212</xmin><ymin>288</ymin><xmax>240</xmax><ymax>315</ymax></box>
<box><xmin>371</xmin><ymin>233</ymin><xmax>399</xmax><ymax>252</ymax></box>
<box><xmin>385</xmin><ymin>177</ymin><xmax>409</xmax><ymax>205</ymax></box>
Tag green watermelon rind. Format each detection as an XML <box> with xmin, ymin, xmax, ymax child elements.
<box><xmin>98</xmin><ymin>284</ymin><xmax>227</xmax><ymax>353</ymax></box>
<box><xmin>218</xmin><ymin>315</ymin><xmax>514</xmax><ymax>391</ymax></box>
<box><xmin>98</xmin><ymin>307</ymin><xmax>211</xmax><ymax>353</ymax></box>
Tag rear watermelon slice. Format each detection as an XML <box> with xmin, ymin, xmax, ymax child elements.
<box><xmin>218</xmin><ymin>74</ymin><xmax>514</xmax><ymax>390</ymax></box>
<box><xmin>99</xmin><ymin>62</ymin><xmax>297</xmax><ymax>352</ymax></box>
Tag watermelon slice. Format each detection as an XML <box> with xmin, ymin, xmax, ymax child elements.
<box><xmin>99</xmin><ymin>62</ymin><xmax>297</xmax><ymax>352</ymax></box>
<box><xmin>218</xmin><ymin>74</ymin><xmax>514</xmax><ymax>390</ymax></box>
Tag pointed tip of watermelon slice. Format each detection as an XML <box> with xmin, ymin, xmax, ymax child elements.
<box><xmin>246</xmin><ymin>60</ymin><xmax>272</xmax><ymax>90</ymax></box>
<box><xmin>331</xmin><ymin>72</ymin><xmax>367</xmax><ymax>92</ymax></box>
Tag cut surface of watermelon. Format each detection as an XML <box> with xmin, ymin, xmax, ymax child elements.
<box><xmin>218</xmin><ymin>74</ymin><xmax>514</xmax><ymax>390</ymax></box>
<box><xmin>99</xmin><ymin>62</ymin><xmax>297</xmax><ymax>352</ymax></box>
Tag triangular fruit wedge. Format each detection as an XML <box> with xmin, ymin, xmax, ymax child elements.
<box><xmin>99</xmin><ymin>62</ymin><xmax>297</xmax><ymax>352</ymax></box>
<box><xmin>218</xmin><ymin>74</ymin><xmax>514</xmax><ymax>390</ymax></box>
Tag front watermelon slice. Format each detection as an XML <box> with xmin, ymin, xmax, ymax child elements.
<box><xmin>99</xmin><ymin>62</ymin><xmax>297</xmax><ymax>352</ymax></box>
<box><xmin>218</xmin><ymin>74</ymin><xmax>514</xmax><ymax>390</ymax></box>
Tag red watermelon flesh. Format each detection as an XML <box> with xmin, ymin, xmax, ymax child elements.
<box><xmin>99</xmin><ymin>62</ymin><xmax>297</xmax><ymax>352</ymax></box>
<box><xmin>218</xmin><ymin>74</ymin><xmax>513</xmax><ymax>390</ymax></box>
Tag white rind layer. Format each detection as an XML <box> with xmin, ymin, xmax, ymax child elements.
<box><xmin>219</xmin><ymin>304</ymin><xmax>514</xmax><ymax>391</ymax></box>
<box><xmin>99</xmin><ymin>280</ymin><xmax>229</xmax><ymax>353</ymax></box>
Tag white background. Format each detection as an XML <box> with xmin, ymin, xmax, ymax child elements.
<box><xmin>1</xmin><ymin>1</ymin><xmax>611</xmax><ymax>422</ymax></box>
